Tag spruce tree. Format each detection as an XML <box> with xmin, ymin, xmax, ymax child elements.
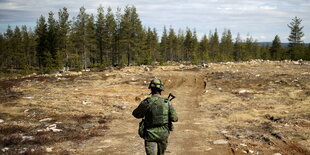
<box><xmin>287</xmin><ymin>16</ymin><xmax>305</xmax><ymax>60</ymax></box>
<box><xmin>270</xmin><ymin>35</ymin><xmax>282</xmax><ymax>60</ymax></box>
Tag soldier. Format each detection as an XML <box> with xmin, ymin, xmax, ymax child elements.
<box><xmin>132</xmin><ymin>79</ymin><xmax>178</xmax><ymax>155</ymax></box>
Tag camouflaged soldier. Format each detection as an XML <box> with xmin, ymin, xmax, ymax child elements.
<box><xmin>133</xmin><ymin>79</ymin><xmax>178</xmax><ymax>155</ymax></box>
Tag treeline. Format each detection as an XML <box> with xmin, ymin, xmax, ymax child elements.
<box><xmin>0</xmin><ymin>6</ymin><xmax>309</xmax><ymax>73</ymax></box>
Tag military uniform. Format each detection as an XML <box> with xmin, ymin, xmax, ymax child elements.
<box><xmin>133</xmin><ymin>94</ymin><xmax>178</xmax><ymax>155</ymax></box>
<box><xmin>132</xmin><ymin>79</ymin><xmax>178</xmax><ymax>155</ymax></box>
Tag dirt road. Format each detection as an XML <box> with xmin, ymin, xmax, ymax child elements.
<box><xmin>73</xmin><ymin>69</ymin><xmax>233</xmax><ymax>155</ymax></box>
<box><xmin>1</xmin><ymin>62</ymin><xmax>310</xmax><ymax>154</ymax></box>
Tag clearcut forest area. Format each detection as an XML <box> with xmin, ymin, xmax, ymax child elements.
<box><xmin>0</xmin><ymin>60</ymin><xmax>310</xmax><ymax>154</ymax></box>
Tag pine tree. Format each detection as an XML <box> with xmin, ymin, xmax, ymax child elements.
<box><xmin>86</xmin><ymin>14</ymin><xmax>97</xmax><ymax>67</ymax></box>
<box><xmin>21</xmin><ymin>25</ymin><xmax>32</xmax><ymax>69</ymax></box>
<box><xmin>260</xmin><ymin>45</ymin><xmax>270</xmax><ymax>60</ymax></box>
<box><xmin>306</xmin><ymin>44</ymin><xmax>310</xmax><ymax>60</ymax></box>
<box><xmin>233</xmin><ymin>33</ymin><xmax>243</xmax><ymax>61</ymax></box>
<box><xmin>270</xmin><ymin>35</ymin><xmax>282</xmax><ymax>60</ymax></box>
<box><xmin>96</xmin><ymin>5</ymin><xmax>105</xmax><ymax>65</ymax></box>
<box><xmin>209</xmin><ymin>29</ymin><xmax>220</xmax><ymax>62</ymax></box>
<box><xmin>220</xmin><ymin>29</ymin><xmax>233</xmax><ymax>61</ymax></box>
<box><xmin>47</xmin><ymin>11</ymin><xmax>61</xmax><ymax>70</ymax></box>
<box><xmin>244</xmin><ymin>34</ymin><xmax>254</xmax><ymax>60</ymax></box>
<box><xmin>104</xmin><ymin>7</ymin><xmax>117</xmax><ymax>66</ymax></box>
<box><xmin>199</xmin><ymin>34</ymin><xmax>210</xmax><ymax>62</ymax></box>
<box><xmin>287</xmin><ymin>16</ymin><xmax>305</xmax><ymax>60</ymax></box>
<box><xmin>27</xmin><ymin>27</ymin><xmax>37</xmax><ymax>68</ymax></box>
<box><xmin>12</xmin><ymin>26</ymin><xmax>26</xmax><ymax>69</ymax></box>
<box><xmin>58</xmin><ymin>7</ymin><xmax>70</xmax><ymax>69</ymax></box>
<box><xmin>151</xmin><ymin>28</ymin><xmax>159</xmax><ymax>62</ymax></box>
<box><xmin>3</xmin><ymin>26</ymin><xmax>14</xmax><ymax>69</ymax></box>
<box><xmin>119</xmin><ymin>6</ymin><xmax>132</xmax><ymax>66</ymax></box>
<box><xmin>35</xmin><ymin>15</ymin><xmax>48</xmax><ymax>70</ymax></box>
<box><xmin>184</xmin><ymin>28</ymin><xmax>193</xmax><ymax>62</ymax></box>
<box><xmin>159</xmin><ymin>26</ymin><xmax>168</xmax><ymax>63</ymax></box>
<box><xmin>0</xmin><ymin>33</ymin><xmax>4</xmax><ymax>70</ymax></box>
<box><xmin>114</xmin><ymin>7</ymin><xmax>122</xmax><ymax>66</ymax></box>
<box><xmin>177</xmin><ymin>29</ymin><xmax>185</xmax><ymax>61</ymax></box>
<box><xmin>73</xmin><ymin>7</ymin><xmax>89</xmax><ymax>70</ymax></box>
<box><xmin>142</xmin><ymin>27</ymin><xmax>159</xmax><ymax>64</ymax></box>
<box><xmin>167</xmin><ymin>27</ymin><xmax>176</xmax><ymax>61</ymax></box>
<box><xmin>191</xmin><ymin>30</ymin><xmax>199</xmax><ymax>64</ymax></box>
<box><xmin>130</xmin><ymin>6</ymin><xmax>144</xmax><ymax>65</ymax></box>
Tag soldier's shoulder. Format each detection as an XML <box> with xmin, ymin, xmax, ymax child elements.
<box><xmin>142</xmin><ymin>97</ymin><xmax>152</xmax><ymax>103</ymax></box>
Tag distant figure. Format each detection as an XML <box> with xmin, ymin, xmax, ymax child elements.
<box><xmin>133</xmin><ymin>79</ymin><xmax>178</xmax><ymax>155</ymax></box>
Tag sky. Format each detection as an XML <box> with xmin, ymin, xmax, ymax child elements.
<box><xmin>0</xmin><ymin>0</ymin><xmax>309</xmax><ymax>43</ymax></box>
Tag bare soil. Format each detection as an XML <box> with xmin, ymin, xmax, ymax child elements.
<box><xmin>0</xmin><ymin>61</ymin><xmax>310</xmax><ymax>155</ymax></box>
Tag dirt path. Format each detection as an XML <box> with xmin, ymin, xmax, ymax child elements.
<box><xmin>74</xmin><ymin>70</ymin><xmax>233</xmax><ymax>154</ymax></box>
<box><xmin>166</xmin><ymin>71</ymin><xmax>232</xmax><ymax>154</ymax></box>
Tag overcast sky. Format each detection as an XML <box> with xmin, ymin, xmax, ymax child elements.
<box><xmin>0</xmin><ymin>0</ymin><xmax>309</xmax><ymax>42</ymax></box>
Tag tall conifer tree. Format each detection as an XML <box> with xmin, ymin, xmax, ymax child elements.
<box><xmin>270</xmin><ymin>35</ymin><xmax>282</xmax><ymax>60</ymax></box>
<box><xmin>104</xmin><ymin>7</ymin><xmax>117</xmax><ymax>65</ymax></box>
<box><xmin>209</xmin><ymin>29</ymin><xmax>220</xmax><ymax>62</ymax></box>
<box><xmin>58</xmin><ymin>7</ymin><xmax>70</xmax><ymax>69</ymax></box>
<box><xmin>287</xmin><ymin>16</ymin><xmax>305</xmax><ymax>60</ymax></box>
<box><xmin>35</xmin><ymin>16</ymin><xmax>48</xmax><ymax>70</ymax></box>
<box><xmin>96</xmin><ymin>6</ymin><xmax>105</xmax><ymax>65</ymax></box>
<box><xmin>199</xmin><ymin>34</ymin><xmax>210</xmax><ymax>62</ymax></box>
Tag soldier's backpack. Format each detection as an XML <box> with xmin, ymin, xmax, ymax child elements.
<box><xmin>138</xmin><ymin>119</ymin><xmax>145</xmax><ymax>138</ymax></box>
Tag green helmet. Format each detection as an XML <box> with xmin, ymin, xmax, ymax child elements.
<box><xmin>148</xmin><ymin>79</ymin><xmax>165</xmax><ymax>91</ymax></box>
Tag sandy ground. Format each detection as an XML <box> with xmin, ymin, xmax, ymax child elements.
<box><xmin>1</xmin><ymin>61</ymin><xmax>310</xmax><ymax>155</ymax></box>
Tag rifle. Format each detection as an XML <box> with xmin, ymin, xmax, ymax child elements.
<box><xmin>167</xmin><ymin>93</ymin><xmax>176</xmax><ymax>131</ymax></box>
<box><xmin>167</xmin><ymin>93</ymin><xmax>175</xmax><ymax>101</ymax></box>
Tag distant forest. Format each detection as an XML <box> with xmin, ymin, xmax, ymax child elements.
<box><xmin>0</xmin><ymin>5</ymin><xmax>309</xmax><ymax>74</ymax></box>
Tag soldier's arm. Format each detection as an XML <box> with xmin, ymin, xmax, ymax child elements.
<box><xmin>132</xmin><ymin>99</ymin><xmax>149</xmax><ymax>118</ymax></box>
<box><xmin>169</xmin><ymin>102</ymin><xmax>178</xmax><ymax>122</ymax></box>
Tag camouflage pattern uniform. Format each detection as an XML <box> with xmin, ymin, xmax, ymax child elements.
<box><xmin>133</xmin><ymin>79</ymin><xmax>178</xmax><ymax>155</ymax></box>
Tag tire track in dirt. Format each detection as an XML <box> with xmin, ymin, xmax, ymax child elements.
<box><xmin>164</xmin><ymin>71</ymin><xmax>232</xmax><ymax>154</ymax></box>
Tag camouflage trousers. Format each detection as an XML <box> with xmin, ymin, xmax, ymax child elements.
<box><xmin>145</xmin><ymin>139</ymin><xmax>168</xmax><ymax>155</ymax></box>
